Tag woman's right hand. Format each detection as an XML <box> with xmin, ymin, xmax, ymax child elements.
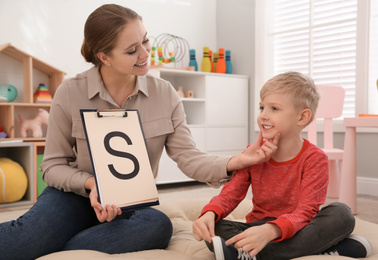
<box><xmin>85</xmin><ymin>177</ymin><xmax>122</xmax><ymax>222</ymax></box>
<box><xmin>192</xmin><ymin>211</ymin><xmax>216</xmax><ymax>243</ymax></box>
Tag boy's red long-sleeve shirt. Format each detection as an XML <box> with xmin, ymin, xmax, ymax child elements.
<box><xmin>200</xmin><ymin>139</ymin><xmax>329</xmax><ymax>241</ymax></box>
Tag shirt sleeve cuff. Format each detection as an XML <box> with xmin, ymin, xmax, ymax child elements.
<box><xmin>267</xmin><ymin>218</ymin><xmax>295</xmax><ymax>241</ymax></box>
<box><xmin>199</xmin><ymin>205</ymin><xmax>225</xmax><ymax>222</ymax></box>
<box><xmin>71</xmin><ymin>172</ymin><xmax>93</xmax><ymax>197</ymax></box>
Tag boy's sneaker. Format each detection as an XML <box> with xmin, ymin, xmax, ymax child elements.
<box><xmin>209</xmin><ymin>236</ymin><xmax>256</xmax><ymax>260</ymax></box>
<box><xmin>237</xmin><ymin>248</ymin><xmax>256</xmax><ymax>260</ymax></box>
<box><xmin>321</xmin><ymin>234</ymin><xmax>372</xmax><ymax>258</ymax></box>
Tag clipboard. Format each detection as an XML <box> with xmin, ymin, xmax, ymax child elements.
<box><xmin>80</xmin><ymin>109</ymin><xmax>159</xmax><ymax>210</ymax></box>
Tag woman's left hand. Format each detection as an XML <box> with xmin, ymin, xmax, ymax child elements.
<box><xmin>86</xmin><ymin>176</ymin><xmax>122</xmax><ymax>222</ymax></box>
<box><xmin>89</xmin><ymin>187</ymin><xmax>122</xmax><ymax>222</ymax></box>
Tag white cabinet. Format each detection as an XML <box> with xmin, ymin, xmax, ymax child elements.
<box><xmin>206</xmin><ymin>76</ymin><xmax>248</xmax><ymax>126</ymax></box>
<box><xmin>150</xmin><ymin>69</ymin><xmax>249</xmax><ymax>184</ymax></box>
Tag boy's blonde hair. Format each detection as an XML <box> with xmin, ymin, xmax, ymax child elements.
<box><xmin>260</xmin><ymin>71</ymin><xmax>320</xmax><ymax>125</ymax></box>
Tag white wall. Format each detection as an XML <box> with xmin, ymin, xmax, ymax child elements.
<box><xmin>216</xmin><ymin>0</ymin><xmax>255</xmax><ymax>143</ymax></box>
<box><xmin>0</xmin><ymin>0</ymin><xmax>217</xmax><ymax>78</ymax></box>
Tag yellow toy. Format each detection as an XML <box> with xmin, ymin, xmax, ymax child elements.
<box><xmin>0</xmin><ymin>158</ymin><xmax>28</xmax><ymax>203</ymax></box>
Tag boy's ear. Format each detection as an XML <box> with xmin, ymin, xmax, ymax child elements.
<box><xmin>298</xmin><ymin>108</ymin><xmax>312</xmax><ymax>126</ymax></box>
<box><xmin>97</xmin><ymin>52</ymin><xmax>111</xmax><ymax>66</ymax></box>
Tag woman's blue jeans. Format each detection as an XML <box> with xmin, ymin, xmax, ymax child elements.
<box><xmin>0</xmin><ymin>186</ymin><xmax>173</xmax><ymax>260</ymax></box>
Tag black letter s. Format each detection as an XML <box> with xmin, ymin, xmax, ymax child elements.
<box><xmin>104</xmin><ymin>131</ymin><xmax>140</xmax><ymax>180</ymax></box>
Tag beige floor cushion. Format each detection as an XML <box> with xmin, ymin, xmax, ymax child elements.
<box><xmin>36</xmin><ymin>198</ymin><xmax>377</xmax><ymax>259</ymax></box>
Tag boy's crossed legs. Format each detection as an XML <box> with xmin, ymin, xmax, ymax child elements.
<box><xmin>207</xmin><ymin>202</ymin><xmax>371</xmax><ymax>260</ymax></box>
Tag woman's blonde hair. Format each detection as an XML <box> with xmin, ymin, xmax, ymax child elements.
<box><xmin>81</xmin><ymin>4</ymin><xmax>142</xmax><ymax>66</ymax></box>
<box><xmin>260</xmin><ymin>71</ymin><xmax>320</xmax><ymax>125</ymax></box>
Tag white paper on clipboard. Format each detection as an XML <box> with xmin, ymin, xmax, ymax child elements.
<box><xmin>80</xmin><ymin>109</ymin><xmax>159</xmax><ymax>210</ymax></box>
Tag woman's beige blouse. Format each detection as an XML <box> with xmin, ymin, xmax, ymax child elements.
<box><xmin>41</xmin><ymin>67</ymin><xmax>231</xmax><ymax>197</ymax></box>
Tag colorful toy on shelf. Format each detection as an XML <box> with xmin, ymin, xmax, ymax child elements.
<box><xmin>201</xmin><ymin>46</ymin><xmax>211</xmax><ymax>72</ymax></box>
<box><xmin>216</xmin><ymin>48</ymin><xmax>226</xmax><ymax>73</ymax></box>
<box><xmin>225</xmin><ymin>50</ymin><xmax>233</xmax><ymax>74</ymax></box>
<box><xmin>0</xmin><ymin>125</ymin><xmax>6</xmax><ymax>138</ymax></box>
<box><xmin>184</xmin><ymin>90</ymin><xmax>194</xmax><ymax>98</ymax></box>
<box><xmin>0</xmin><ymin>158</ymin><xmax>28</xmax><ymax>203</ymax></box>
<box><xmin>188</xmin><ymin>49</ymin><xmax>198</xmax><ymax>71</ymax></box>
<box><xmin>158</xmin><ymin>46</ymin><xmax>164</xmax><ymax>65</ymax></box>
<box><xmin>33</xmin><ymin>83</ymin><xmax>52</xmax><ymax>103</ymax></box>
<box><xmin>213</xmin><ymin>52</ymin><xmax>219</xmax><ymax>73</ymax></box>
<box><xmin>209</xmin><ymin>50</ymin><xmax>214</xmax><ymax>72</ymax></box>
<box><xmin>165</xmin><ymin>52</ymin><xmax>175</xmax><ymax>63</ymax></box>
<box><xmin>150</xmin><ymin>46</ymin><xmax>156</xmax><ymax>65</ymax></box>
<box><xmin>18</xmin><ymin>108</ymin><xmax>49</xmax><ymax>138</ymax></box>
<box><xmin>177</xmin><ymin>86</ymin><xmax>185</xmax><ymax>98</ymax></box>
<box><xmin>0</xmin><ymin>84</ymin><xmax>18</xmax><ymax>102</ymax></box>
<box><xmin>150</xmin><ymin>33</ymin><xmax>190</xmax><ymax>68</ymax></box>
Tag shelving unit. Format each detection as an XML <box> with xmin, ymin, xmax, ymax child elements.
<box><xmin>0</xmin><ymin>103</ymin><xmax>51</xmax><ymax>141</ymax></box>
<box><xmin>0</xmin><ymin>142</ymin><xmax>34</xmax><ymax>208</ymax></box>
<box><xmin>0</xmin><ymin>43</ymin><xmax>65</xmax><ymax>208</ymax></box>
<box><xmin>0</xmin><ymin>43</ymin><xmax>65</xmax><ymax>140</ymax></box>
<box><xmin>150</xmin><ymin>69</ymin><xmax>249</xmax><ymax>184</ymax></box>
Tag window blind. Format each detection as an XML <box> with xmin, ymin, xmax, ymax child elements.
<box><xmin>272</xmin><ymin>0</ymin><xmax>357</xmax><ymax>118</ymax></box>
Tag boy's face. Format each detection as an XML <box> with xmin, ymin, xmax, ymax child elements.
<box><xmin>257</xmin><ymin>93</ymin><xmax>302</xmax><ymax>141</ymax></box>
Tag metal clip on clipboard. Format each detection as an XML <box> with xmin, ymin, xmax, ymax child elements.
<box><xmin>96</xmin><ymin>109</ymin><xmax>128</xmax><ymax>118</ymax></box>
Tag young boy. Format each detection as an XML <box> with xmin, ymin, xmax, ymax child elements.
<box><xmin>192</xmin><ymin>72</ymin><xmax>372</xmax><ymax>260</ymax></box>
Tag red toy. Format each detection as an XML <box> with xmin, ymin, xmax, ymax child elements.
<box><xmin>0</xmin><ymin>125</ymin><xmax>6</xmax><ymax>138</ymax></box>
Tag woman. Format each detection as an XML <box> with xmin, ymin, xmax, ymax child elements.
<box><xmin>0</xmin><ymin>4</ymin><xmax>265</xmax><ymax>259</ymax></box>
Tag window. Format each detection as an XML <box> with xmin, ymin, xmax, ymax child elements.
<box><xmin>274</xmin><ymin>0</ymin><xmax>357</xmax><ymax>118</ymax></box>
<box><xmin>255</xmin><ymin>0</ymin><xmax>374</xmax><ymax>123</ymax></box>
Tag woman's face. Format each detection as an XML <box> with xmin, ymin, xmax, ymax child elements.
<box><xmin>105</xmin><ymin>19</ymin><xmax>151</xmax><ymax>76</ymax></box>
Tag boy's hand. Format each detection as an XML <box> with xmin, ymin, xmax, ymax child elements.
<box><xmin>227</xmin><ymin>132</ymin><xmax>280</xmax><ymax>171</ymax></box>
<box><xmin>192</xmin><ymin>211</ymin><xmax>216</xmax><ymax>243</ymax></box>
<box><xmin>226</xmin><ymin>223</ymin><xmax>282</xmax><ymax>258</ymax></box>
